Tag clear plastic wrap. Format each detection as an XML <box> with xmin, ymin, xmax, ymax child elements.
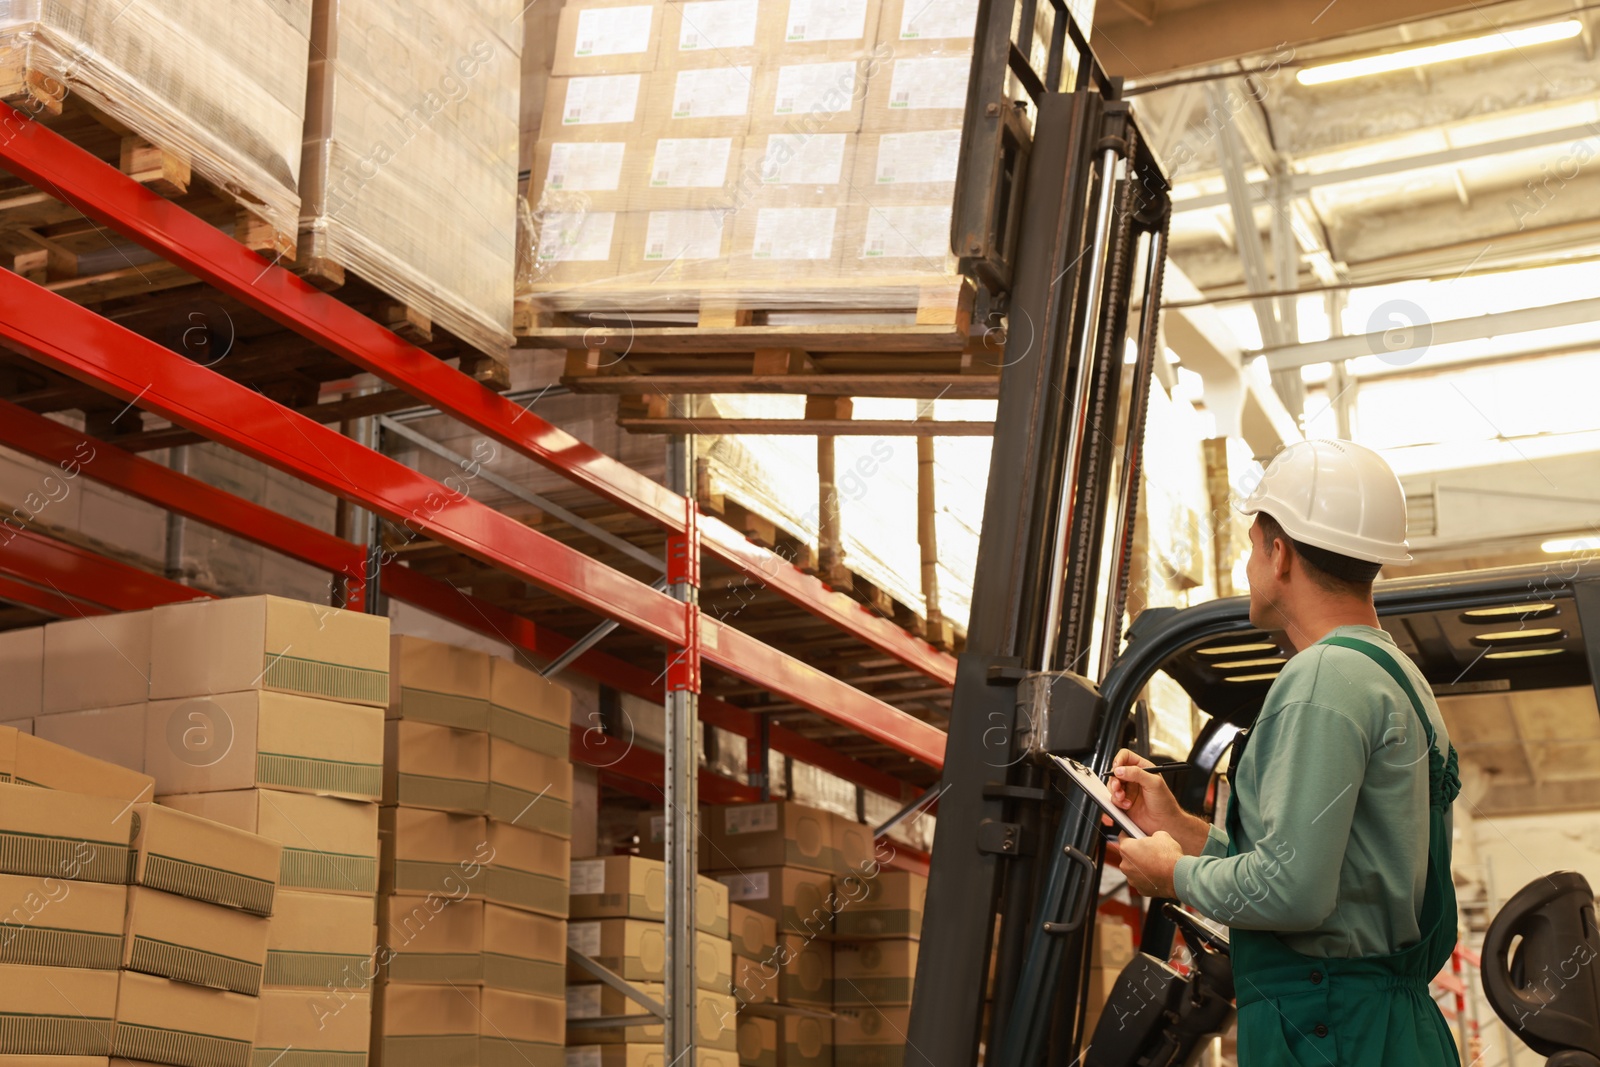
<box><xmin>301</xmin><ymin>0</ymin><xmax>523</xmax><ymax>358</ymax></box>
<box><xmin>0</xmin><ymin>0</ymin><xmax>312</xmax><ymax>241</ymax></box>
<box><xmin>519</xmin><ymin>0</ymin><xmax>979</xmax><ymax>313</ymax></box>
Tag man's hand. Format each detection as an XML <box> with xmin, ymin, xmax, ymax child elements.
<box><xmin>1107</xmin><ymin>749</ymin><xmax>1212</xmax><ymax>855</ymax></box>
<box><xmin>1116</xmin><ymin>832</ymin><xmax>1183</xmax><ymax>899</ymax></box>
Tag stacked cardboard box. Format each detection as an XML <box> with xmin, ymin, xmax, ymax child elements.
<box><xmin>831</xmin><ymin>870</ymin><xmax>926</xmax><ymax>1067</ymax></box>
<box><xmin>377</xmin><ymin>639</ymin><xmax>573</xmax><ymax>1067</ymax></box>
<box><xmin>527</xmin><ymin>0</ymin><xmax>976</xmax><ymax>303</ymax></box>
<box><xmin>143</xmin><ymin>594</ymin><xmax>389</xmax><ymax>1067</ymax></box>
<box><xmin>565</xmin><ymin>854</ymin><xmax>738</xmax><ymax>1065</ymax></box>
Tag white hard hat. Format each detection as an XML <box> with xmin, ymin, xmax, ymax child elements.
<box><xmin>1235</xmin><ymin>439</ymin><xmax>1413</xmax><ymax>565</ymax></box>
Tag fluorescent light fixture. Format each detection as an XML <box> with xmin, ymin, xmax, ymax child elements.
<box><xmin>1196</xmin><ymin>641</ymin><xmax>1278</xmax><ymax>656</ymax></box>
<box><xmin>1541</xmin><ymin>536</ymin><xmax>1596</xmax><ymax>554</ymax></box>
<box><xmin>1297</xmin><ymin>19</ymin><xmax>1582</xmax><ymax>85</ymax></box>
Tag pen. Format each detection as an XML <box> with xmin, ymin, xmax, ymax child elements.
<box><xmin>1101</xmin><ymin>762</ymin><xmax>1192</xmax><ymax>781</ymax></box>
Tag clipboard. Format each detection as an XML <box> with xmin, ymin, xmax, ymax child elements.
<box><xmin>1049</xmin><ymin>754</ymin><xmax>1148</xmax><ymax>839</ymax></box>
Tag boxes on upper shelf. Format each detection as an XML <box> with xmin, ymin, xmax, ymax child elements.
<box><xmin>569</xmin><ymin>855</ymin><xmax>730</xmax><ymax>936</ymax></box>
<box><xmin>131</xmin><ymin>802</ymin><xmax>281</xmax><ymax>917</ymax></box>
<box><xmin>0</xmin><ymin>963</ymin><xmax>118</xmax><ymax>1056</ymax></box>
<box><xmin>485</xmin><ymin>820</ymin><xmax>570</xmax><ymax>917</ymax></box>
<box><xmin>112</xmin><ymin>971</ymin><xmax>259</xmax><ymax>1067</ymax></box>
<box><xmin>730</xmin><ymin>901</ymin><xmax>779</xmax><ymax>959</ymax></box>
<box><xmin>373</xmin><ymin>981</ymin><xmax>479</xmax><ymax>1067</ymax></box>
<box><xmin>123</xmin><ymin>886</ymin><xmax>271</xmax><ymax>996</ymax></box>
<box><xmin>489</xmin><ymin>736</ymin><xmax>573</xmax><ymax>837</ymax></box>
<box><xmin>717</xmin><ymin>866</ymin><xmax>835</xmax><ymax>934</ymax></box>
<box><xmin>149</xmin><ymin>595</ymin><xmax>390</xmax><ymax>707</ymax></box>
<box><xmin>0</xmin><ymin>626</ymin><xmax>42</xmax><ymax>717</ymax></box>
<box><xmin>41</xmin><ymin>610</ymin><xmax>149</xmax><ymax>715</ymax></box>
<box><xmin>256</xmin><ymin>988</ymin><xmax>370</xmax><ymax>1066</ymax></box>
<box><xmin>566</xmin><ymin>982</ymin><xmax>738</xmax><ymax>1050</ymax></box>
<box><xmin>379</xmin><ymin>807</ymin><xmax>489</xmax><ymax>900</ymax></box>
<box><xmin>0</xmin><ymin>872</ymin><xmax>125</xmax><ymax>969</ymax></box>
<box><xmin>566</xmin><ymin>918</ymin><xmax>731</xmax><ymax>991</ymax></box>
<box><xmin>489</xmin><ymin>656</ymin><xmax>571</xmax><ymax>758</ymax></box>
<box><xmin>389</xmin><ymin>635</ymin><xmax>492</xmax><ymax>731</ymax></box>
<box><xmin>832</xmin><ymin>940</ymin><xmax>915</xmax><ymax>1005</ymax></box>
<box><xmin>264</xmin><ymin>889</ymin><xmax>377</xmax><ymax>990</ymax></box>
<box><xmin>384</xmin><ymin>720</ymin><xmax>489</xmax><ymax>814</ymax></box>
<box><xmin>834</xmin><ymin>1005</ymin><xmax>907</xmax><ymax>1066</ymax></box>
<box><xmin>553</xmin><ymin>0</ymin><xmax>663</xmax><ymax>76</ymax></box>
<box><xmin>484</xmin><ymin>902</ymin><xmax>566</xmax><ymax>996</ymax></box>
<box><xmin>542</xmin><ymin>73</ymin><xmax>647</xmax><ymax>141</ymax></box>
<box><xmin>33</xmin><ymin>703</ymin><xmax>146</xmax><ymax>774</ymax></box>
<box><xmin>479</xmin><ymin>987</ymin><xmax>565</xmax><ymax>1067</ymax></box>
<box><xmin>834</xmin><ymin>870</ymin><xmax>925</xmax><ymax>937</ymax></box>
<box><xmin>703</xmin><ymin>802</ymin><xmax>836</xmax><ymax>873</ymax></box>
<box><xmin>739</xmin><ymin>1013</ymin><xmax>778</xmax><ymax>1067</ymax></box>
<box><xmin>145</xmin><ymin>691</ymin><xmax>383</xmax><ymax>801</ymax></box>
<box><xmin>0</xmin><ymin>780</ymin><xmax>134</xmax><ymax>885</ymax></box>
<box><xmin>379</xmin><ymin>896</ymin><xmax>483</xmax><ymax>984</ymax></box>
<box><xmin>158</xmin><ymin>788</ymin><xmax>379</xmax><ymax>897</ymax></box>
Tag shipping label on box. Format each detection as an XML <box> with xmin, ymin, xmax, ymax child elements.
<box><xmin>131</xmin><ymin>803</ymin><xmax>280</xmax><ymax>917</ymax></box>
<box><xmin>0</xmin><ymin>962</ymin><xmax>117</xmax><ymax>1056</ymax></box>
<box><xmin>383</xmin><ymin>720</ymin><xmax>489</xmax><ymax>814</ymax></box>
<box><xmin>112</xmin><ymin>971</ymin><xmax>258</xmax><ymax>1067</ymax></box>
<box><xmin>649</xmin><ymin>136</ymin><xmax>736</xmax><ymax>189</ymax></box>
<box><xmin>389</xmin><ymin>635</ymin><xmax>493</xmax><ymax>731</ymax></box>
<box><xmin>555</xmin><ymin>74</ymin><xmax>643</xmax><ymax>127</ymax></box>
<box><xmin>379</xmin><ymin>806</ymin><xmax>490</xmax><ymax>900</ymax></box>
<box><xmin>0</xmin><ymin>873</ymin><xmax>125</xmax><ymax>970</ymax></box>
<box><xmin>484</xmin><ymin>902</ymin><xmax>566</xmax><ymax>996</ymax></box>
<box><xmin>671</xmin><ymin>0</ymin><xmax>761</xmax><ymax>51</ymax></box>
<box><xmin>488</xmin><ymin>657</ymin><xmax>570</xmax><ymax>757</ymax></box>
<box><xmin>379</xmin><ymin>896</ymin><xmax>483</xmax><ymax>984</ymax></box>
<box><xmin>715</xmin><ymin>867</ymin><xmax>835</xmax><ymax>935</ymax></box>
<box><xmin>870</xmin><ymin>128</ymin><xmax>961</xmax><ymax>185</ymax></box>
<box><xmin>158</xmin><ymin>789</ymin><xmax>379</xmax><ymax>897</ymax></box>
<box><xmin>887</xmin><ymin>55</ymin><xmax>969</xmax><ymax>110</ymax></box>
<box><xmin>855</xmin><ymin>202</ymin><xmax>955</xmax><ymax>267</ymax></box>
<box><xmin>887</xmin><ymin>0</ymin><xmax>977</xmax><ymax>37</ymax></box>
<box><xmin>785</xmin><ymin>0</ymin><xmax>871</xmax><ymax>41</ymax></box>
<box><xmin>669</xmin><ymin>65</ymin><xmax>755</xmax><ymax>121</ymax></box>
<box><xmin>537</xmin><ymin>210</ymin><xmax>621</xmax><ymax>264</ymax></box>
<box><xmin>536</xmin><ymin>140</ymin><xmax>631</xmax><ymax>210</ymax></box>
<box><xmin>554</xmin><ymin>2</ymin><xmax>659</xmax><ymax>76</ymax></box>
<box><xmin>42</xmin><ymin>611</ymin><xmax>150</xmax><ymax>715</ymax></box>
<box><xmin>0</xmin><ymin>780</ymin><xmax>135</xmax><ymax>886</ymax></box>
<box><xmin>263</xmin><ymin>888</ymin><xmax>377</xmax><ymax>990</ymax></box>
<box><xmin>489</xmin><ymin>737</ymin><xmax>574</xmax><ymax>838</ymax></box>
<box><xmin>621</xmin><ymin>210</ymin><xmax>732</xmax><ymax>282</ymax></box>
<box><xmin>754</xmin><ymin>131</ymin><xmax>850</xmax><ymax>186</ymax></box>
<box><xmin>122</xmin><ymin>886</ymin><xmax>270</xmax><ymax>996</ymax></box>
<box><xmin>751</xmin><ymin>205</ymin><xmax>837</xmax><ymax>260</ymax></box>
<box><xmin>771</xmin><ymin>61</ymin><xmax>858</xmax><ymax>118</ymax></box>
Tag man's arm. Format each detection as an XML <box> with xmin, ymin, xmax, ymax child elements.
<box><xmin>1172</xmin><ymin>701</ymin><xmax>1369</xmax><ymax>931</ymax></box>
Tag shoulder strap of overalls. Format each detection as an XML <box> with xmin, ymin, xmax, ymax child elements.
<box><xmin>1320</xmin><ymin>634</ymin><xmax>1435</xmax><ymax>748</ymax></box>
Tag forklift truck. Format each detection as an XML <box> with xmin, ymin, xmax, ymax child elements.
<box><xmin>910</xmin><ymin>0</ymin><xmax>1600</xmax><ymax>1059</ymax></box>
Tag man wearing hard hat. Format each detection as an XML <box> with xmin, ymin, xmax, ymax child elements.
<box><xmin>1112</xmin><ymin>439</ymin><xmax>1462</xmax><ymax>1067</ymax></box>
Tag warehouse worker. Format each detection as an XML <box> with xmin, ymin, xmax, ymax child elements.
<box><xmin>1111</xmin><ymin>439</ymin><xmax>1461</xmax><ymax>1067</ymax></box>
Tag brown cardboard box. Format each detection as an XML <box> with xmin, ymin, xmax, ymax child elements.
<box><xmin>566</xmin><ymin>919</ymin><xmax>731</xmax><ymax>991</ymax></box>
<box><xmin>553</xmin><ymin>0</ymin><xmax>662</xmax><ymax>77</ymax></box>
<box><xmin>644</xmin><ymin>64</ymin><xmax>756</xmax><ymax>138</ymax></box>
<box><xmin>741</xmin><ymin>131</ymin><xmax>854</xmax><ymax>201</ymax></box>
<box><xmin>542</xmin><ymin>74</ymin><xmax>647</xmax><ymax>140</ymax></box>
<box><xmin>389</xmin><ymin>635</ymin><xmax>492</xmax><ymax>731</ymax></box>
<box><xmin>379</xmin><ymin>896</ymin><xmax>483</xmax><ymax>984</ymax></box>
<box><xmin>383</xmin><ymin>720</ymin><xmax>489</xmax><ymax>814</ymax></box>
<box><xmin>567</xmin><ymin>983</ymin><xmax>738</xmax><ymax>1050</ymax></box>
<box><xmin>122</xmin><ymin>887</ymin><xmax>270</xmax><ymax>995</ymax></box>
<box><xmin>768</xmin><ymin>0</ymin><xmax>880</xmax><ymax>56</ymax></box>
<box><xmin>877</xmin><ymin>0</ymin><xmax>977</xmax><ymax>41</ymax></box>
<box><xmin>569</xmin><ymin>855</ymin><xmax>730</xmax><ymax>937</ymax></box>
<box><xmin>730</xmin><ymin>901</ymin><xmax>778</xmax><ymax>959</ymax></box>
<box><xmin>485</xmin><ymin>821</ymin><xmax>569</xmax><ymax>917</ymax></box>
<box><xmin>833</xmin><ymin>1006</ymin><xmax>907</xmax><ymax>1067</ymax></box>
<box><xmin>0</xmin><ymin>962</ymin><xmax>117</xmax><ymax>1055</ymax></box>
<box><xmin>634</xmin><ymin>133</ymin><xmax>747</xmax><ymax>210</ymax></box>
<box><xmin>379</xmin><ymin>807</ymin><xmax>490</xmax><ymax>900</ymax></box>
<box><xmin>659</xmin><ymin>0</ymin><xmax>776</xmax><ymax>67</ymax></box>
<box><xmin>33</xmin><ymin>703</ymin><xmax>145</xmax><ymax>774</ymax></box>
<box><xmin>0</xmin><ymin>717</ymin><xmax>31</xmax><ymax>735</ymax></box>
<box><xmin>1082</xmin><ymin>965</ymin><xmax>1122</xmax><ymax>1046</ymax></box>
<box><xmin>748</xmin><ymin>59</ymin><xmax>868</xmax><ymax>135</ymax></box>
<box><xmin>489</xmin><ymin>737</ymin><xmax>573</xmax><ymax>837</ymax></box>
<box><xmin>0</xmin><ymin>626</ymin><xmax>42</xmax><ymax>717</ymax></box>
<box><xmin>564</xmin><ymin>1046</ymin><xmax>740</xmax><ymax>1067</ymax></box>
<box><xmin>131</xmin><ymin>802</ymin><xmax>280</xmax><ymax>916</ymax></box>
<box><xmin>146</xmin><ymin>691</ymin><xmax>383</xmax><ymax>801</ymax></box>
<box><xmin>149</xmin><ymin>596</ymin><xmax>389</xmax><ymax>707</ymax></box>
<box><xmin>0</xmin><ymin>780</ymin><xmax>134</xmax><ymax>885</ymax></box>
<box><xmin>773</xmin><ymin>932</ymin><xmax>831</xmax><ymax>1006</ymax></box>
<box><xmin>157</xmin><ymin>789</ymin><xmax>379</xmax><ymax>896</ymax></box>
<box><xmin>488</xmin><ymin>657</ymin><xmax>570</xmax><ymax>758</ymax></box>
<box><xmin>728</xmin><ymin>199</ymin><xmax>845</xmax><ymax>280</ymax></box>
<box><xmin>833</xmin><ymin>870</ymin><xmax>925</xmax><ymax>937</ymax></box>
<box><xmin>42</xmin><ymin>611</ymin><xmax>149</xmax><ymax>714</ymax></box>
<box><xmin>14</xmin><ymin>732</ymin><xmax>154</xmax><ymax>805</ymax></box>
<box><xmin>832</xmin><ymin>939</ymin><xmax>915</xmax><ymax>1005</ymax></box>
<box><xmin>738</xmin><ymin>1012</ymin><xmax>778</xmax><ymax>1067</ymax></box>
<box><xmin>860</xmin><ymin>49</ymin><xmax>971</xmax><ymax>132</ymax></box>
<box><xmin>716</xmin><ymin>866</ymin><xmax>836</xmax><ymax>934</ymax></box>
<box><xmin>479</xmin><ymin>987</ymin><xmax>565</xmax><ymax>1067</ymax></box>
<box><xmin>112</xmin><ymin>971</ymin><xmax>258</xmax><ymax>1067</ymax></box>
<box><xmin>704</xmin><ymin>802</ymin><xmax>835</xmax><ymax>873</ymax></box>
<box><xmin>256</xmin><ymin>988</ymin><xmax>371</xmax><ymax>1065</ymax></box>
<box><xmin>1095</xmin><ymin>919</ymin><xmax>1136</xmax><ymax>970</ymax></box>
<box><xmin>831</xmin><ymin>814</ymin><xmax>875</xmax><ymax>875</ymax></box>
<box><xmin>777</xmin><ymin>1016</ymin><xmax>832</xmax><ymax>1067</ymax></box>
<box><xmin>616</xmin><ymin>209</ymin><xmax>735</xmax><ymax>285</ymax></box>
<box><xmin>528</xmin><ymin>207</ymin><xmax>625</xmax><ymax>289</ymax></box>
<box><xmin>530</xmin><ymin>138</ymin><xmax>639</xmax><ymax>212</ymax></box>
<box><xmin>731</xmin><ymin>952</ymin><xmax>776</xmax><ymax>1004</ymax></box>
<box><xmin>842</xmin><ymin>200</ymin><xmax>958</xmax><ymax>277</ymax></box>
<box><xmin>484</xmin><ymin>902</ymin><xmax>565</xmax><ymax>996</ymax></box>
<box><xmin>264</xmin><ymin>888</ymin><xmax>377</xmax><ymax>990</ymax></box>
<box><xmin>850</xmin><ymin>129</ymin><xmax>961</xmax><ymax>199</ymax></box>
<box><xmin>0</xmin><ymin>873</ymin><xmax>125</xmax><ymax>969</ymax></box>
<box><xmin>373</xmin><ymin>981</ymin><xmax>479</xmax><ymax>1067</ymax></box>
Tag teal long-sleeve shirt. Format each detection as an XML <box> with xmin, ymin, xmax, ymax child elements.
<box><xmin>1172</xmin><ymin>624</ymin><xmax>1452</xmax><ymax>958</ymax></box>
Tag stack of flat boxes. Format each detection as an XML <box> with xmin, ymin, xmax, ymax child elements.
<box><xmin>564</xmin><ymin>855</ymin><xmax>738</xmax><ymax>1065</ymax></box>
<box><xmin>830</xmin><ymin>871</ymin><xmax>926</xmax><ymax>1067</ymax></box>
<box><xmin>144</xmin><ymin>595</ymin><xmax>392</xmax><ymax>1067</ymax></box>
<box><xmin>377</xmin><ymin>637</ymin><xmax>573</xmax><ymax>1067</ymax></box>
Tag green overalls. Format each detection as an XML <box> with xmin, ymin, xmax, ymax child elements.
<box><xmin>1227</xmin><ymin>635</ymin><xmax>1463</xmax><ymax>1067</ymax></box>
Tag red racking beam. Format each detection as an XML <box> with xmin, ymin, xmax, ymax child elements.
<box><xmin>0</xmin><ymin>108</ymin><xmax>957</xmax><ymax>689</ymax></box>
<box><xmin>0</xmin><ymin>398</ymin><xmax>924</xmax><ymax>795</ymax></box>
<box><xmin>0</xmin><ymin>527</ymin><xmax>204</xmax><ymax>610</ymax></box>
<box><xmin>0</xmin><ymin>570</ymin><xmax>108</xmax><ymax>617</ymax></box>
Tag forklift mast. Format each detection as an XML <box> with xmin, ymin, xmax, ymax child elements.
<box><xmin>907</xmin><ymin>0</ymin><xmax>1171</xmax><ymax>1062</ymax></box>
